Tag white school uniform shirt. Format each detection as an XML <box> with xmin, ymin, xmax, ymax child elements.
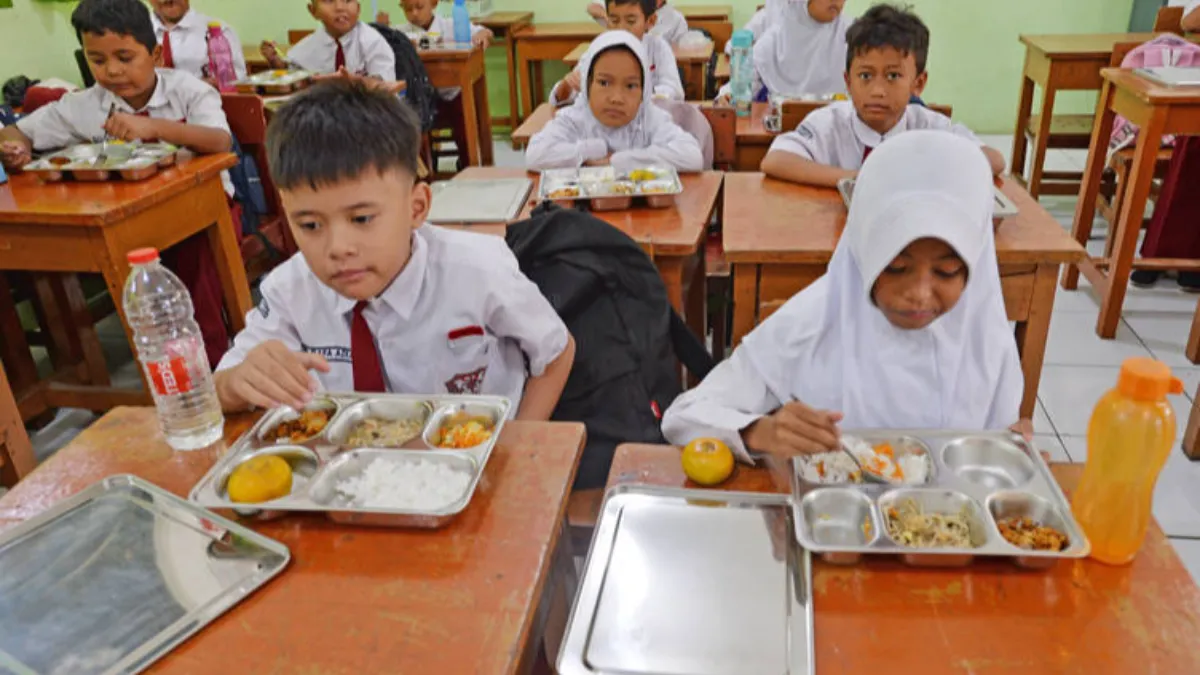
<box><xmin>1169</xmin><ymin>0</ymin><xmax>1200</xmax><ymax>13</ymax></box>
<box><xmin>287</xmin><ymin>22</ymin><xmax>396</xmax><ymax>79</ymax></box>
<box><xmin>151</xmin><ymin>9</ymin><xmax>247</xmax><ymax>82</ymax></box>
<box><xmin>662</xmin><ymin>131</ymin><xmax>1023</xmax><ymax>463</ymax></box>
<box><xmin>526</xmin><ymin>31</ymin><xmax>704</xmax><ymax>172</ymax></box>
<box><xmin>217</xmin><ymin>225</ymin><xmax>570</xmax><ymax>408</ymax></box>
<box><xmin>550</xmin><ymin>32</ymin><xmax>684</xmax><ymax>106</ymax></box>
<box><xmin>400</xmin><ymin>15</ymin><xmax>485</xmax><ymax>100</ymax></box>
<box><xmin>14</xmin><ymin>68</ymin><xmax>234</xmax><ymax>196</ymax></box>
<box><xmin>768</xmin><ymin>101</ymin><xmax>983</xmax><ymax>171</ymax></box>
<box><xmin>650</xmin><ymin>3</ymin><xmax>689</xmax><ymax>44</ymax></box>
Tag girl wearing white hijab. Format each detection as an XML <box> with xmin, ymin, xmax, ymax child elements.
<box><xmin>526</xmin><ymin>31</ymin><xmax>704</xmax><ymax>172</ymax></box>
<box><xmin>718</xmin><ymin>0</ymin><xmax>852</xmax><ymax>102</ymax></box>
<box><xmin>662</xmin><ymin>131</ymin><xmax>1025</xmax><ymax>463</ymax></box>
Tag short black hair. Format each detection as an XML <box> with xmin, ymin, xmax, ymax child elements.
<box><xmin>71</xmin><ymin>0</ymin><xmax>158</xmax><ymax>55</ymax></box>
<box><xmin>845</xmin><ymin>4</ymin><xmax>930</xmax><ymax>74</ymax></box>
<box><xmin>267</xmin><ymin>80</ymin><xmax>422</xmax><ymax>191</ymax></box>
<box><xmin>586</xmin><ymin>44</ymin><xmax>645</xmax><ymax>89</ymax></box>
<box><xmin>606</xmin><ymin>0</ymin><xmax>657</xmax><ymax>18</ymax></box>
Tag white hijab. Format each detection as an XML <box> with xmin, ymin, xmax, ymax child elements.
<box><xmin>742</xmin><ymin>131</ymin><xmax>1023</xmax><ymax>430</ymax></box>
<box><xmin>755</xmin><ymin>0</ymin><xmax>851</xmax><ymax>97</ymax></box>
<box><xmin>557</xmin><ymin>30</ymin><xmax>672</xmax><ymax>152</ymax></box>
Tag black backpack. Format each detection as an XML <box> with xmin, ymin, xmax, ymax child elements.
<box><xmin>506</xmin><ymin>204</ymin><xmax>716</xmax><ymax>489</ymax></box>
<box><xmin>369</xmin><ymin>22</ymin><xmax>438</xmax><ymax>132</ymax></box>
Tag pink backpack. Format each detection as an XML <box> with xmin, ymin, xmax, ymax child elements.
<box><xmin>1110</xmin><ymin>35</ymin><xmax>1200</xmax><ymax>153</ymax></box>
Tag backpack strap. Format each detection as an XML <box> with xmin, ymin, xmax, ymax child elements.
<box><xmin>669</xmin><ymin>310</ymin><xmax>715</xmax><ymax>380</ymax></box>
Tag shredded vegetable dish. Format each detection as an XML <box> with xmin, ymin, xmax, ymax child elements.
<box><xmin>885</xmin><ymin>499</ymin><xmax>975</xmax><ymax>549</ymax></box>
<box><xmin>346</xmin><ymin>417</ymin><xmax>425</xmax><ymax>448</ymax></box>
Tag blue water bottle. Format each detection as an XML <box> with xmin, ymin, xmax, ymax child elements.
<box><xmin>453</xmin><ymin>0</ymin><xmax>472</xmax><ymax>45</ymax></box>
<box><xmin>0</xmin><ymin>162</ymin><xmax>7</xmax><ymax>186</ymax></box>
<box><xmin>730</xmin><ymin>29</ymin><xmax>754</xmax><ymax>117</ymax></box>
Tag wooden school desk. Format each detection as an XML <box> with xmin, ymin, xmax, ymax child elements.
<box><xmin>723</xmin><ymin>173</ymin><xmax>1086</xmax><ymax>420</ymax></box>
<box><xmin>513</xmin><ymin>22</ymin><xmax>603</xmax><ymax>121</ymax></box>
<box><xmin>511</xmin><ymin>101</ymin><xmax>555</xmax><ymax>148</ymax></box>
<box><xmin>714</xmin><ymin>52</ymin><xmax>730</xmax><ymax>88</ymax></box>
<box><xmin>605</xmin><ymin>443</ymin><xmax>1200</xmax><ymax>673</ymax></box>
<box><xmin>0</xmin><ymin>407</ymin><xmax>587</xmax><ymax>675</ymax></box>
<box><xmin>421</xmin><ymin>45</ymin><xmax>495</xmax><ymax>167</ymax></box>
<box><xmin>0</xmin><ymin>153</ymin><xmax>250</xmax><ymax>418</ymax></box>
<box><xmin>476</xmin><ymin>11</ymin><xmax>536</xmax><ymax>128</ymax></box>
<box><xmin>1062</xmin><ymin>68</ymin><xmax>1200</xmax><ymax>341</ymax></box>
<box><xmin>562</xmin><ymin>40</ymin><xmax>716</xmax><ymax>101</ymax></box>
<box><xmin>676</xmin><ymin>5</ymin><xmax>732</xmax><ymax>21</ymax></box>
<box><xmin>452</xmin><ymin>166</ymin><xmax>720</xmax><ymax>342</ymax></box>
<box><xmin>735</xmin><ymin>101</ymin><xmax>774</xmax><ymax>171</ymax></box>
<box><xmin>1010</xmin><ymin>32</ymin><xmax>1163</xmax><ymax>199</ymax></box>
<box><xmin>243</xmin><ymin>44</ymin><xmax>270</xmax><ymax>74</ymax></box>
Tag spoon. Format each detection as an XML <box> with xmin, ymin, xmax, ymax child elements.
<box><xmin>839</xmin><ymin>438</ymin><xmax>891</xmax><ymax>485</ymax></box>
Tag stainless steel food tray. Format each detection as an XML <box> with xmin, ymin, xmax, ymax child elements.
<box><xmin>22</xmin><ymin>141</ymin><xmax>179</xmax><ymax>182</ymax></box>
<box><xmin>791</xmin><ymin>430</ymin><xmax>1090</xmax><ymax>568</ymax></box>
<box><xmin>538</xmin><ymin>165</ymin><xmax>683</xmax><ymax>210</ymax></box>
<box><xmin>559</xmin><ymin>485</ymin><xmax>814</xmax><ymax>675</ymax></box>
<box><xmin>234</xmin><ymin>69</ymin><xmax>313</xmax><ymax>95</ymax></box>
<box><xmin>838</xmin><ymin>177</ymin><xmax>1019</xmax><ymax>226</ymax></box>
<box><xmin>189</xmin><ymin>393</ymin><xmax>511</xmax><ymax>528</ymax></box>
<box><xmin>0</xmin><ymin>474</ymin><xmax>289</xmax><ymax>675</ymax></box>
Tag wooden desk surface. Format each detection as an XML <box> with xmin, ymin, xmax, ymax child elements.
<box><xmin>476</xmin><ymin>10</ymin><xmax>535</xmax><ymax>29</ymax></box>
<box><xmin>736</xmin><ymin>101</ymin><xmax>775</xmax><ymax>144</ymax></box>
<box><xmin>513</xmin><ymin>22</ymin><xmax>603</xmax><ymax>41</ymax></box>
<box><xmin>0</xmin><ymin>407</ymin><xmax>587</xmax><ymax>675</ymax></box>
<box><xmin>418</xmin><ymin>44</ymin><xmax>478</xmax><ymax>61</ymax></box>
<box><xmin>1018</xmin><ymin>32</ymin><xmax>1164</xmax><ymax>59</ymax></box>
<box><xmin>604</xmin><ymin>443</ymin><xmax>1200</xmax><ymax>674</ymax></box>
<box><xmin>455</xmin><ymin>166</ymin><xmax>721</xmax><ymax>256</ymax></box>
<box><xmin>1103</xmin><ymin>66</ymin><xmax>1200</xmax><ymax>103</ymax></box>
<box><xmin>563</xmin><ymin>39</ymin><xmax>715</xmax><ymax>66</ymax></box>
<box><xmin>722</xmin><ymin>173</ymin><xmax>1086</xmax><ymax>265</ymax></box>
<box><xmin>511</xmin><ymin>101</ymin><xmax>556</xmax><ymax>147</ymax></box>
<box><xmin>677</xmin><ymin>4</ymin><xmax>733</xmax><ymax>20</ymax></box>
<box><xmin>0</xmin><ymin>153</ymin><xmax>237</xmax><ymax>227</ymax></box>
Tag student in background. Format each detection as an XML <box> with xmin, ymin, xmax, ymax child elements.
<box><xmin>589</xmin><ymin>0</ymin><xmax>687</xmax><ymax>43</ymax></box>
<box><xmin>761</xmin><ymin>4</ymin><xmax>1004</xmax><ymax>187</ymax></box>
<box><xmin>723</xmin><ymin>7</ymin><xmax>767</xmax><ymax>56</ymax></box>
<box><xmin>663</xmin><ymin>132</ymin><xmax>1026</xmax><ymax>461</ymax></box>
<box><xmin>0</xmin><ymin>0</ymin><xmax>235</xmax><ymax>365</ymax></box>
<box><xmin>1169</xmin><ymin>0</ymin><xmax>1200</xmax><ymax>32</ymax></box>
<box><xmin>261</xmin><ymin>0</ymin><xmax>395</xmax><ymax>80</ymax></box>
<box><xmin>147</xmin><ymin>0</ymin><xmax>247</xmax><ymax>84</ymax></box>
<box><xmin>216</xmin><ymin>81</ymin><xmax>575</xmax><ymax>418</ymax></box>
<box><xmin>552</xmin><ymin>0</ymin><xmax>684</xmax><ymax>107</ymax></box>
<box><xmin>525</xmin><ymin>31</ymin><xmax>703</xmax><ymax>172</ymax></box>
<box><xmin>717</xmin><ymin>0</ymin><xmax>851</xmax><ymax>103</ymax></box>
<box><xmin>384</xmin><ymin>0</ymin><xmax>494</xmax><ymax>48</ymax></box>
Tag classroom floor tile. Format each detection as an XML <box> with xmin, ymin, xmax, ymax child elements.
<box><xmin>1124</xmin><ymin>314</ymin><xmax>1200</xmax><ymax>369</ymax></box>
<box><xmin>1043</xmin><ymin>313</ymin><xmax>1151</xmax><ymax>367</ymax></box>
<box><xmin>1038</xmin><ymin>365</ymin><xmax>1193</xmax><ymax>437</ymax></box>
<box><xmin>1170</xmin><ymin>538</ymin><xmax>1200</xmax><ymax>586</ymax></box>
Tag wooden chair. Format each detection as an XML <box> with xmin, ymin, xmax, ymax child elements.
<box><xmin>567</xmin><ymin>488</ymin><xmax>604</xmax><ymax>557</ymax></box>
<box><xmin>220</xmin><ymin>93</ymin><xmax>296</xmax><ymax>280</ymax></box>
<box><xmin>697</xmin><ymin>103</ymin><xmax>735</xmax><ymax>358</ymax></box>
<box><xmin>0</xmin><ymin>363</ymin><xmax>35</xmax><ymax>487</ymax></box>
<box><xmin>288</xmin><ymin>29</ymin><xmax>315</xmax><ymax>45</ymax></box>
<box><xmin>1154</xmin><ymin>6</ymin><xmax>1186</xmax><ymax>34</ymax></box>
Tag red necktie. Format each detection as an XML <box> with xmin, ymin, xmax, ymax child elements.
<box><xmin>161</xmin><ymin>31</ymin><xmax>175</xmax><ymax>68</ymax></box>
<box><xmin>862</xmin><ymin>145</ymin><xmax>874</xmax><ymax>163</ymax></box>
<box><xmin>351</xmin><ymin>301</ymin><xmax>386</xmax><ymax>392</ymax></box>
<box><xmin>335</xmin><ymin>40</ymin><xmax>346</xmax><ymax>71</ymax></box>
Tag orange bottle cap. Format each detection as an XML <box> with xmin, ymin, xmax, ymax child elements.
<box><xmin>1117</xmin><ymin>357</ymin><xmax>1184</xmax><ymax>401</ymax></box>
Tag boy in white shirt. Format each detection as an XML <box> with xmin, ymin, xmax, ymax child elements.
<box><xmin>216</xmin><ymin>81</ymin><xmax>576</xmax><ymax>419</ymax></box>
<box><xmin>260</xmin><ymin>0</ymin><xmax>395</xmax><ymax>80</ymax></box>
<box><xmin>761</xmin><ymin>4</ymin><xmax>1004</xmax><ymax>187</ymax></box>
<box><xmin>147</xmin><ymin>0</ymin><xmax>247</xmax><ymax>84</ymax></box>
<box><xmin>386</xmin><ymin>0</ymin><xmax>493</xmax><ymax>49</ymax></box>
<box><xmin>553</xmin><ymin>0</ymin><xmax>684</xmax><ymax>107</ymax></box>
<box><xmin>0</xmin><ymin>0</ymin><xmax>236</xmax><ymax>366</ymax></box>
<box><xmin>589</xmin><ymin>0</ymin><xmax>688</xmax><ymax>44</ymax></box>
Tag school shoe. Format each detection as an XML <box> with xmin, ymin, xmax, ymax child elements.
<box><xmin>1179</xmin><ymin>272</ymin><xmax>1200</xmax><ymax>293</ymax></box>
<box><xmin>1131</xmin><ymin>270</ymin><xmax>1162</xmax><ymax>288</ymax></box>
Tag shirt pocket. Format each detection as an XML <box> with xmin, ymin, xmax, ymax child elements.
<box><xmin>441</xmin><ymin>325</ymin><xmax>493</xmax><ymax>395</ymax></box>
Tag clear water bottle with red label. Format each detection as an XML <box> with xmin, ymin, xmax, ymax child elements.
<box><xmin>123</xmin><ymin>248</ymin><xmax>224</xmax><ymax>450</ymax></box>
<box><xmin>205</xmin><ymin>22</ymin><xmax>238</xmax><ymax>92</ymax></box>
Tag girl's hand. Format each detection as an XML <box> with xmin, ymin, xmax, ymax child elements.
<box><xmin>1010</xmin><ymin>418</ymin><xmax>1034</xmax><ymax>442</ymax></box>
<box><xmin>472</xmin><ymin>28</ymin><xmax>494</xmax><ymax>49</ymax></box>
<box><xmin>743</xmin><ymin>402</ymin><xmax>843</xmax><ymax>458</ymax></box>
<box><xmin>0</xmin><ymin>141</ymin><xmax>31</xmax><ymax>170</ymax></box>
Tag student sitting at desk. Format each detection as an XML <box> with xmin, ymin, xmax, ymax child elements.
<box><xmin>216</xmin><ymin>81</ymin><xmax>575</xmax><ymax>417</ymax></box>
<box><xmin>260</xmin><ymin>0</ymin><xmax>395</xmax><ymax>80</ymax></box>
<box><xmin>590</xmin><ymin>0</ymin><xmax>688</xmax><ymax>43</ymax></box>
<box><xmin>761</xmin><ymin>4</ymin><xmax>1004</xmax><ymax>187</ymax></box>
<box><xmin>525</xmin><ymin>31</ymin><xmax>703</xmax><ymax>172</ymax></box>
<box><xmin>383</xmin><ymin>0</ymin><xmax>494</xmax><ymax>49</ymax></box>
<box><xmin>1170</xmin><ymin>0</ymin><xmax>1200</xmax><ymax>32</ymax></box>
<box><xmin>723</xmin><ymin>6</ymin><xmax>767</xmax><ymax>56</ymax></box>
<box><xmin>147</xmin><ymin>0</ymin><xmax>247</xmax><ymax>85</ymax></box>
<box><xmin>716</xmin><ymin>0</ymin><xmax>852</xmax><ymax>103</ymax></box>
<box><xmin>0</xmin><ymin>0</ymin><xmax>236</xmax><ymax>366</ymax></box>
<box><xmin>552</xmin><ymin>0</ymin><xmax>685</xmax><ymax>108</ymax></box>
<box><xmin>663</xmin><ymin>132</ymin><xmax>1026</xmax><ymax>462</ymax></box>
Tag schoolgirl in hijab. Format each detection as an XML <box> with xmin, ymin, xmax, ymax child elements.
<box><xmin>717</xmin><ymin>0</ymin><xmax>852</xmax><ymax>103</ymax></box>
<box><xmin>662</xmin><ymin>131</ymin><xmax>1026</xmax><ymax>464</ymax></box>
<box><xmin>525</xmin><ymin>31</ymin><xmax>704</xmax><ymax>172</ymax></box>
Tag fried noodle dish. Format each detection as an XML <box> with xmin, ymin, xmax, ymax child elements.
<box><xmin>885</xmin><ymin>499</ymin><xmax>974</xmax><ymax>549</ymax></box>
<box><xmin>997</xmin><ymin>517</ymin><xmax>1069</xmax><ymax>552</ymax></box>
<box><xmin>265</xmin><ymin>409</ymin><xmax>332</xmax><ymax>443</ymax></box>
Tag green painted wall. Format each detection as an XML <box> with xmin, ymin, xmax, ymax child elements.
<box><xmin>1</xmin><ymin>0</ymin><xmax>1135</xmax><ymax>133</ymax></box>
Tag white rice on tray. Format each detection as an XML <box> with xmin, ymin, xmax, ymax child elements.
<box><xmin>336</xmin><ymin>457</ymin><xmax>471</xmax><ymax>511</ymax></box>
<box><xmin>798</xmin><ymin>436</ymin><xmax>928</xmax><ymax>485</ymax></box>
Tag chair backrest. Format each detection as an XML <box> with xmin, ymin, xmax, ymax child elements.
<box><xmin>655</xmin><ymin>99</ymin><xmax>714</xmax><ymax>168</ymax></box>
<box><xmin>929</xmin><ymin>102</ymin><xmax>953</xmax><ymax>118</ymax></box>
<box><xmin>780</xmin><ymin>100</ymin><xmax>827</xmax><ymax>132</ymax></box>
<box><xmin>695</xmin><ymin>20</ymin><xmax>733</xmax><ymax>52</ymax></box>
<box><xmin>219</xmin><ymin>93</ymin><xmax>282</xmax><ymax>217</ymax></box>
<box><xmin>288</xmin><ymin>29</ymin><xmax>315</xmax><ymax>45</ymax></box>
<box><xmin>1110</xmin><ymin>40</ymin><xmax>1142</xmax><ymax>68</ymax></box>
<box><xmin>1154</xmin><ymin>6</ymin><xmax>1185</xmax><ymax>34</ymax></box>
<box><xmin>700</xmin><ymin>103</ymin><xmax>736</xmax><ymax>169</ymax></box>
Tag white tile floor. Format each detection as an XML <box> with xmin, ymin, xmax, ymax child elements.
<box><xmin>19</xmin><ymin>133</ymin><xmax>1200</xmax><ymax>580</ymax></box>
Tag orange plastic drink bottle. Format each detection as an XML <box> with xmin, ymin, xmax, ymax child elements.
<box><xmin>1072</xmin><ymin>357</ymin><xmax>1184</xmax><ymax>565</ymax></box>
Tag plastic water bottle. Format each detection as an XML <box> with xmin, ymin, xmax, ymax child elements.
<box><xmin>453</xmin><ymin>0</ymin><xmax>472</xmax><ymax>45</ymax></box>
<box><xmin>123</xmin><ymin>248</ymin><xmax>224</xmax><ymax>451</ymax></box>
<box><xmin>730</xmin><ymin>29</ymin><xmax>754</xmax><ymax>118</ymax></box>
<box><xmin>205</xmin><ymin>22</ymin><xmax>239</xmax><ymax>92</ymax></box>
<box><xmin>1072</xmin><ymin>357</ymin><xmax>1183</xmax><ymax>565</ymax></box>
<box><xmin>0</xmin><ymin>162</ymin><xmax>7</xmax><ymax>186</ymax></box>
